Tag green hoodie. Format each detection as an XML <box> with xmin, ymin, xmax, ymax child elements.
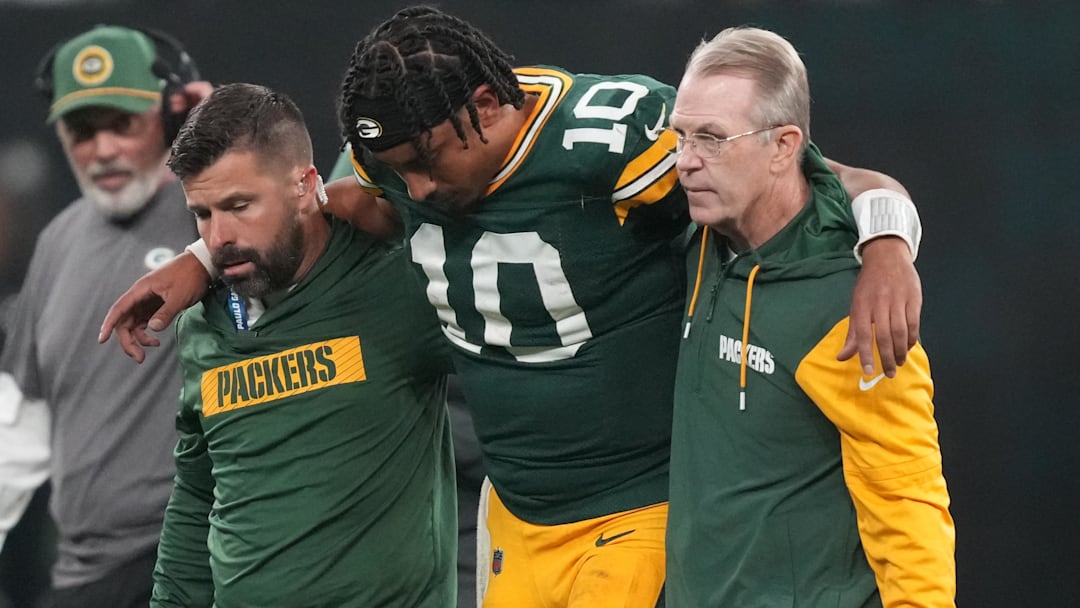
<box><xmin>667</xmin><ymin>152</ymin><xmax>954</xmax><ymax>607</ymax></box>
<box><xmin>152</xmin><ymin>219</ymin><xmax>457</xmax><ymax>608</ymax></box>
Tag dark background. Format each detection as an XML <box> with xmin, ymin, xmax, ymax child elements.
<box><xmin>1</xmin><ymin>1</ymin><xmax>1076</xmax><ymax>605</ymax></box>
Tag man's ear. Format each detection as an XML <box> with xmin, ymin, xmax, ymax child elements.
<box><xmin>296</xmin><ymin>166</ymin><xmax>320</xmax><ymax>213</ymax></box>
<box><xmin>771</xmin><ymin>125</ymin><xmax>804</xmax><ymax>171</ymax></box>
<box><xmin>471</xmin><ymin>85</ymin><xmax>502</xmax><ymax>127</ymax></box>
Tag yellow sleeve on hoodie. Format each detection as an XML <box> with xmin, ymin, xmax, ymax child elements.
<box><xmin>795</xmin><ymin>317</ymin><xmax>956</xmax><ymax>608</ymax></box>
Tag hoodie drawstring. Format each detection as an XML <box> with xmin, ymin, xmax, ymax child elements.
<box><xmin>683</xmin><ymin>227</ymin><xmax>709</xmax><ymax>339</ymax></box>
<box><xmin>739</xmin><ymin>264</ymin><xmax>760</xmax><ymax>411</ymax></box>
<box><xmin>685</xmin><ymin>227</ymin><xmax>761</xmax><ymax>411</ymax></box>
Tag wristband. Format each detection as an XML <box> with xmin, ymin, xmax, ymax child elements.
<box><xmin>184</xmin><ymin>239</ymin><xmax>217</xmax><ymax>278</ymax></box>
<box><xmin>851</xmin><ymin>188</ymin><xmax>921</xmax><ymax>263</ymax></box>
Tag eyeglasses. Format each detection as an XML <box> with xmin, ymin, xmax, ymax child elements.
<box><xmin>664</xmin><ymin>125</ymin><xmax>781</xmax><ymax>158</ymax></box>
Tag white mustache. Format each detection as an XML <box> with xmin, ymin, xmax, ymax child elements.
<box><xmin>87</xmin><ymin>160</ymin><xmax>136</xmax><ymax>179</ymax></box>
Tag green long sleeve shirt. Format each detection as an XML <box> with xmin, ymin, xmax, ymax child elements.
<box><xmin>151</xmin><ymin>220</ymin><xmax>457</xmax><ymax>608</ymax></box>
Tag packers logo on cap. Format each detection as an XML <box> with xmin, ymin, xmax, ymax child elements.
<box><xmin>72</xmin><ymin>45</ymin><xmax>114</xmax><ymax>86</ymax></box>
<box><xmin>355</xmin><ymin>118</ymin><xmax>383</xmax><ymax>139</ymax></box>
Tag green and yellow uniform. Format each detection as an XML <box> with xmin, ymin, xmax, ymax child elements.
<box><xmin>350</xmin><ymin>66</ymin><xmax>686</xmax><ymax>525</ymax></box>
<box><xmin>151</xmin><ymin>220</ymin><xmax>456</xmax><ymax>608</ymax></box>
<box><xmin>347</xmin><ymin>66</ymin><xmax>685</xmax><ymax>606</ymax></box>
<box><xmin>667</xmin><ymin>154</ymin><xmax>954</xmax><ymax>607</ymax></box>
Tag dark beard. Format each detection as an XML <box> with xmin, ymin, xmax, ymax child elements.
<box><xmin>213</xmin><ymin>219</ymin><xmax>305</xmax><ymax>299</ymax></box>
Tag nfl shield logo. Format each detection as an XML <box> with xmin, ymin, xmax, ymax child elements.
<box><xmin>492</xmin><ymin>548</ymin><xmax>504</xmax><ymax>575</ymax></box>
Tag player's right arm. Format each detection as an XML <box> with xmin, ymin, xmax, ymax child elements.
<box><xmin>150</xmin><ymin>359</ymin><xmax>216</xmax><ymax>607</ymax></box>
<box><xmin>98</xmin><ymin>250</ymin><xmax>212</xmax><ymax>362</ymax></box>
<box><xmin>322</xmin><ymin>176</ymin><xmax>402</xmax><ymax>241</ymax></box>
<box><xmin>98</xmin><ymin>174</ymin><xmax>400</xmax><ymax>361</ymax></box>
<box><xmin>325</xmin><ymin>145</ymin><xmax>403</xmax><ymax>240</ymax></box>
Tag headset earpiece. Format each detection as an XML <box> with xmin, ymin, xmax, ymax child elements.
<box><xmin>140</xmin><ymin>28</ymin><xmax>200</xmax><ymax>146</ymax></box>
<box><xmin>34</xmin><ymin>43</ymin><xmax>60</xmax><ymax>104</ymax></box>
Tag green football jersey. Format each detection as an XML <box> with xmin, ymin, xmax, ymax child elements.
<box><xmin>350</xmin><ymin>66</ymin><xmax>688</xmax><ymax>524</ymax></box>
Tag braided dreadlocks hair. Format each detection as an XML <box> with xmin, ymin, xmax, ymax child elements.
<box><xmin>338</xmin><ymin>5</ymin><xmax>525</xmax><ymax>157</ymax></box>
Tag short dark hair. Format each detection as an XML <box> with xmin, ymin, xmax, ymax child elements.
<box><xmin>169</xmin><ymin>83</ymin><xmax>312</xmax><ymax>180</ymax></box>
<box><xmin>338</xmin><ymin>5</ymin><xmax>524</xmax><ymax>156</ymax></box>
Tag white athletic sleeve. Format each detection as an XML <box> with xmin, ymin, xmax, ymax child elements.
<box><xmin>851</xmin><ymin>188</ymin><xmax>922</xmax><ymax>263</ymax></box>
<box><xmin>0</xmin><ymin>372</ymin><xmax>51</xmax><ymax>551</ymax></box>
<box><xmin>185</xmin><ymin>239</ymin><xmax>216</xmax><ymax>277</ymax></box>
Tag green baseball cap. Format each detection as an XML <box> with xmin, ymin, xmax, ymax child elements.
<box><xmin>47</xmin><ymin>25</ymin><xmax>163</xmax><ymax>123</ymax></box>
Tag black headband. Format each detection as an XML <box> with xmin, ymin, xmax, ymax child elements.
<box><xmin>348</xmin><ymin>69</ymin><xmax>475</xmax><ymax>152</ymax></box>
<box><xmin>349</xmin><ymin>97</ymin><xmax>443</xmax><ymax>152</ymax></box>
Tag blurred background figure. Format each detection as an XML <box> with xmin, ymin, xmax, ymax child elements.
<box><xmin>0</xmin><ymin>142</ymin><xmax>52</xmax><ymax>302</ymax></box>
<box><xmin>0</xmin><ymin>25</ymin><xmax>200</xmax><ymax>608</ymax></box>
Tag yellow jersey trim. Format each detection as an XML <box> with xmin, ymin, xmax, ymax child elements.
<box><xmin>347</xmin><ymin>145</ymin><xmax>384</xmax><ymax>196</ymax></box>
<box><xmin>611</xmin><ymin>129</ymin><xmax>679</xmax><ymax>225</ymax></box>
<box><xmin>485</xmin><ymin>67</ymin><xmax>574</xmax><ymax>196</ymax></box>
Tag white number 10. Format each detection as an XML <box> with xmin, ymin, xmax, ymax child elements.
<box><xmin>411</xmin><ymin>225</ymin><xmax>594</xmax><ymax>363</ymax></box>
<box><xmin>561</xmin><ymin>81</ymin><xmax>649</xmax><ymax>154</ymax></box>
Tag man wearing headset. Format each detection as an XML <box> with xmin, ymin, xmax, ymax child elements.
<box><xmin>0</xmin><ymin>25</ymin><xmax>202</xmax><ymax>607</ymax></box>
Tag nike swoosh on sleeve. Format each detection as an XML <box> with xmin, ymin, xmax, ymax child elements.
<box><xmin>858</xmin><ymin>373</ymin><xmax>887</xmax><ymax>391</ymax></box>
<box><xmin>644</xmin><ymin>103</ymin><xmax>666</xmax><ymax>141</ymax></box>
<box><xmin>595</xmin><ymin>529</ymin><xmax>636</xmax><ymax>547</ymax></box>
